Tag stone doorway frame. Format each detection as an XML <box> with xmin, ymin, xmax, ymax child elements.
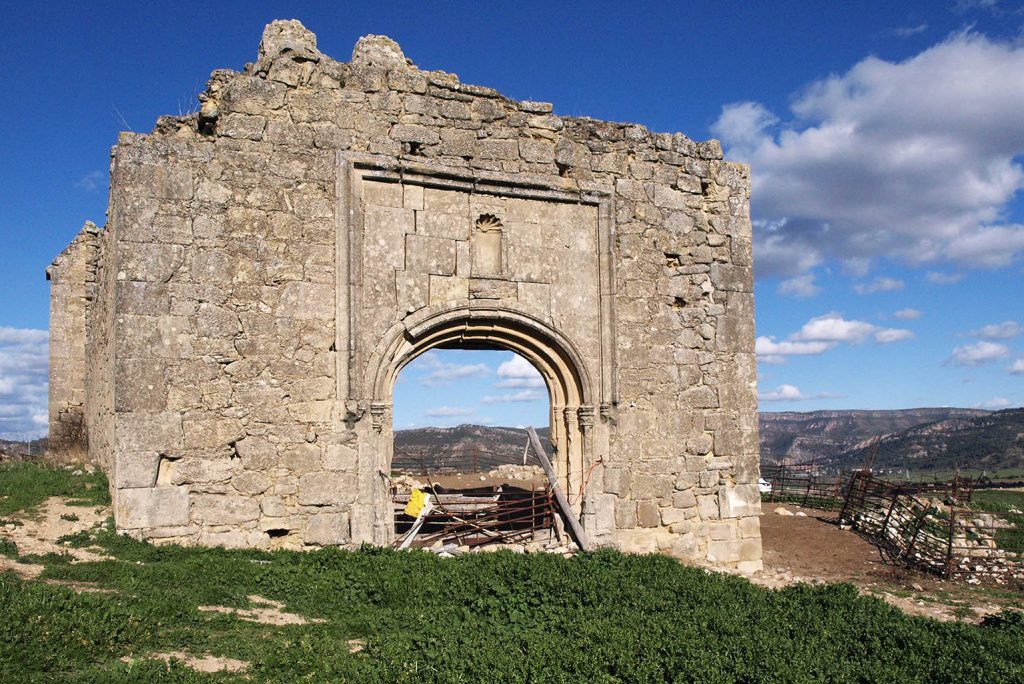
<box><xmin>335</xmin><ymin>154</ymin><xmax>618</xmax><ymax>546</ymax></box>
<box><xmin>361</xmin><ymin>305</ymin><xmax>598</xmax><ymax>545</ymax></box>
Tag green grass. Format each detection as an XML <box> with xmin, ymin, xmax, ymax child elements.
<box><xmin>970</xmin><ymin>490</ymin><xmax>1024</xmax><ymax>552</ymax></box>
<box><xmin>2</xmin><ymin>464</ymin><xmax>1024</xmax><ymax>682</ymax></box>
<box><xmin>972</xmin><ymin>490</ymin><xmax>1024</xmax><ymax>514</ymax></box>
<box><xmin>0</xmin><ymin>462</ymin><xmax>109</xmax><ymax>516</ymax></box>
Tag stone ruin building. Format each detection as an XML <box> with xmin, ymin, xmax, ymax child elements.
<box><xmin>47</xmin><ymin>20</ymin><xmax>761</xmax><ymax>571</ymax></box>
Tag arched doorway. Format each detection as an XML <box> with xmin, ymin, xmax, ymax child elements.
<box><xmin>362</xmin><ymin>305</ymin><xmax>598</xmax><ymax>546</ymax></box>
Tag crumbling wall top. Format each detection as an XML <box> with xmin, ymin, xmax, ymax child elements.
<box><xmin>146</xmin><ymin>19</ymin><xmax>729</xmax><ymax>167</ymax></box>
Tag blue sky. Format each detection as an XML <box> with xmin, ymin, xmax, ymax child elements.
<box><xmin>1</xmin><ymin>1</ymin><xmax>1023</xmax><ymax>437</ymax></box>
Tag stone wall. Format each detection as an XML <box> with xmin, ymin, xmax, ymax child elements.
<box><xmin>50</xmin><ymin>20</ymin><xmax>761</xmax><ymax>570</ymax></box>
<box><xmin>47</xmin><ymin>222</ymin><xmax>101</xmax><ymax>452</ymax></box>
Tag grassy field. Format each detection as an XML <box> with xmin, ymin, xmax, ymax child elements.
<box><xmin>970</xmin><ymin>489</ymin><xmax>1024</xmax><ymax>553</ymax></box>
<box><xmin>2</xmin><ymin>462</ymin><xmax>1024</xmax><ymax>682</ymax></box>
<box><xmin>0</xmin><ymin>461</ymin><xmax>108</xmax><ymax>517</ymax></box>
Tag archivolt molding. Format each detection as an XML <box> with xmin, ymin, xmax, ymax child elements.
<box><xmin>364</xmin><ymin>304</ymin><xmax>594</xmax><ymax>413</ymax></box>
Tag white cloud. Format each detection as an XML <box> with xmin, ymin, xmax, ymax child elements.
<box><xmin>946</xmin><ymin>225</ymin><xmax>1024</xmax><ymax>267</ymax></box>
<box><xmin>791</xmin><ymin>314</ymin><xmax>879</xmax><ymax>343</ymax></box>
<box><xmin>495</xmin><ymin>355</ymin><xmax>545</xmax><ymax>388</ymax></box>
<box><xmin>0</xmin><ymin>327</ymin><xmax>49</xmax><ymax>440</ymax></box>
<box><xmin>714</xmin><ymin>33</ymin><xmax>1024</xmax><ymax>277</ymax></box>
<box><xmin>73</xmin><ymin>170</ymin><xmax>105</xmax><ymax>193</ymax></box>
<box><xmin>497</xmin><ymin>355</ymin><xmax>540</xmax><ymax>378</ymax></box>
<box><xmin>1008</xmin><ymin>359</ymin><xmax>1024</xmax><ymax>374</ymax></box>
<box><xmin>481</xmin><ymin>390</ymin><xmax>545</xmax><ymax>404</ymax></box>
<box><xmin>894</xmin><ymin>308</ymin><xmax>922</xmax><ymax>320</ymax></box>
<box><xmin>495</xmin><ymin>377</ymin><xmax>546</xmax><ymax>389</ymax></box>
<box><xmin>926</xmin><ymin>271</ymin><xmax>964</xmax><ymax>284</ymax></box>
<box><xmin>415</xmin><ymin>351</ymin><xmax>490</xmax><ymax>386</ymax></box>
<box><xmin>0</xmin><ymin>328</ymin><xmax>48</xmax><ymax>345</ymax></box>
<box><xmin>755</xmin><ymin>336</ymin><xmax>834</xmax><ymax>357</ymax></box>
<box><xmin>754</xmin><ymin>223</ymin><xmax>823</xmax><ymax>278</ymax></box>
<box><xmin>424</xmin><ymin>406</ymin><xmax>474</xmax><ymax>418</ymax></box>
<box><xmin>757</xmin><ymin>313</ymin><xmax>913</xmax><ymax>363</ymax></box>
<box><xmin>969</xmin><ymin>320</ymin><xmax>1022</xmax><ymax>339</ymax></box>
<box><xmin>875</xmin><ymin>328</ymin><xmax>916</xmax><ymax>343</ymax></box>
<box><xmin>888</xmin><ymin>23</ymin><xmax>928</xmax><ymax>38</ymax></box>
<box><xmin>758</xmin><ymin>384</ymin><xmax>840</xmax><ymax>402</ymax></box>
<box><xmin>777</xmin><ymin>273</ymin><xmax>821</xmax><ymax>298</ymax></box>
<box><xmin>710</xmin><ymin>101</ymin><xmax>778</xmax><ymax>151</ymax></box>
<box><xmin>954</xmin><ymin>0</ymin><xmax>1001</xmax><ymax>13</ymax></box>
<box><xmin>974</xmin><ymin>396</ymin><xmax>1011</xmax><ymax>409</ymax></box>
<box><xmin>759</xmin><ymin>384</ymin><xmax>806</xmax><ymax>401</ymax></box>
<box><xmin>853</xmin><ymin>277</ymin><xmax>904</xmax><ymax>295</ymax></box>
<box><xmin>950</xmin><ymin>340</ymin><xmax>1010</xmax><ymax>365</ymax></box>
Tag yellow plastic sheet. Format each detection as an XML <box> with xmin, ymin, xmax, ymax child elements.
<box><xmin>405</xmin><ymin>488</ymin><xmax>428</xmax><ymax>518</ymax></box>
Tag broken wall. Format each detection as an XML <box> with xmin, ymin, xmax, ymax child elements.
<box><xmin>47</xmin><ymin>222</ymin><xmax>101</xmax><ymax>452</ymax></box>
<box><xmin>50</xmin><ymin>20</ymin><xmax>761</xmax><ymax>570</ymax></box>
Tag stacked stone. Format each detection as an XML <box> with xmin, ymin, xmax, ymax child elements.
<box><xmin>53</xmin><ymin>19</ymin><xmax>760</xmax><ymax>570</ymax></box>
<box><xmin>47</xmin><ymin>221</ymin><xmax>102</xmax><ymax>453</ymax></box>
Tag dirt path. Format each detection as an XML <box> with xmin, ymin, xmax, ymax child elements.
<box><xmin>0</xmin><ymin>496</ymin><xmax>110</xmax><ymax>580</ymax></box>
<box><xmin>754</xmin><ymin>503</ymin><xmax>1016</xmax><ymax>622</ymax></box>
<box><xmin>759</xmin><ymin>504</ymin><xmax>885</xmax><ymax>583</ymax></box>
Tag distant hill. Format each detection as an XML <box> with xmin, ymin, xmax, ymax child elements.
<box><xmin>837</xmin><ymin>408</ymin><xmax>1024</xmax><ymax>473</ymax></box>
<box><xmin>395</xmin><ymin>424</ymin><xmax>550</xmax><ymax>455</ymax></box>
<box><xmin>759</xmin><ymin>408</ymin><xmax>989</xmax><ymax>467</ymax></box>
<box><xmin>397</xmin><ymin>407</ymin><xmax>1022</xmax><ymax>476</ymax></box>
<box><xmin>393</xmin><ymin>424</ymin><xmax>552</xmax><ymax>473</ymax></box>
<box><xmin>0</xmin><ymin>437</ymin><xmax>47</xmax><ymax>461</ymax></box>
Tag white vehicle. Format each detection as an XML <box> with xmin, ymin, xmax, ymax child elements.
<box><xmin>758</xmin><ymin>477</ymin><xmax>773</xmax><ymax>495</ymax></box>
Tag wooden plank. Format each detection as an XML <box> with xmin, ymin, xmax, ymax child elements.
<box><xmin>528</xmin><ymin>427</ymin><xmax>590</xmax><ymax>551</ymax></box>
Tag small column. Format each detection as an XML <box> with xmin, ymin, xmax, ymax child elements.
<box><xmin>577</xmin><ymin>405</ymin><xmax>598</xmax><ymax>532</ymax></box>
<box><xmin>367</xmin><ymin>401</ymin><xmax>393</xmax><ymax>545</ymax></box>
<box><xmin>564</xmin><ymin>405</ymin><xmax>581</xmax><ymax>516</ymax></box>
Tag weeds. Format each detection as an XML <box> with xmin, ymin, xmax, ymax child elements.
<box><xmin>0</xmin><ymin>462</ymin><xmax>109</xmax><ymax>516</ymax></box>
<box><xmin>1</xmin><ymin>463</ymin><xmax>1023</xmax><ymax>682</ymax></box>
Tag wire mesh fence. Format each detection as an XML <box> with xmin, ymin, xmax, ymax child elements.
<box><xmin>760</xmin><ymin>464</ymin><xmax>847</xmax><ymax>510</ymax></box>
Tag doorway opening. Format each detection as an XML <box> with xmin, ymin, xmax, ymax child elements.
<box><xmin>390</xmin><ymin>348</ymin><xmax>561</xmax><ymax>550</ymax></box>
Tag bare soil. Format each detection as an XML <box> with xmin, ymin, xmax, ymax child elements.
<box><xmin>0</xmin><ymin>496</ymin><xmax>111</xmax><ymax>581</ymax></box>
<box><xmin>121</xmin><ymin>651</ymin><xmax>249</xmax><ymax>674</ymax></box>
<box><xmin>198</xmin><ymin>595</ymin><xmax>326</xmax><ymax>626</ymax></box>
<box><xmin>755</xmin><ymin>503</ymin><xmax>1021</xmax><ymax>622</ymax></box>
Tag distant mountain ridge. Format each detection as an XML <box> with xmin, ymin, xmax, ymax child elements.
<box><xmin>837</xmin><ymin>408</ymin><xmax>1024</xmax><ymax>472</ymax></box>
<box><xmin>394</xmin><ymin>424</ymin><xmax>552</xmax><ymax>460</ymax></box>
<box><xmin>398</xmin><ymin>407</ymin><xmax>1023</xmax><ymax>474</ymax></box>
<box><xmin>0</xmin><ymin>437</ymin><xmax>47</xmax><ymax>461</ymax></box>
<box><xmin>759</xmin><ymin>408</ymin><xmax>990</xmax><ymax>467</ymax></box>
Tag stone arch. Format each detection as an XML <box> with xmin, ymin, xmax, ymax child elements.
<box><xmin>362</xmin><ymin>304</ymin><xmax>598</xmax><ymax>542</ymax></box>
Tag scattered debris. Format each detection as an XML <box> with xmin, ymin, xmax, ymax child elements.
<box><xmin>390</xmin><ymin>428</ymin><xmax>588</xmax><ymax>553</ymax></box>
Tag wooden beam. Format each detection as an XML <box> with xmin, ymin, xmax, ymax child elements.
<box><xmin>528</xmin><ymin>427</ymin><xmax>590</xmax><ymax>551</ymax></box>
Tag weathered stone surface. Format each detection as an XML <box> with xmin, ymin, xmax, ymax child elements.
<box><xmin>49</xmin><ymin>20</ymin><xmax>759</xmax><ymax>571</ymax></box>
<box><xmin>192</xmin><ymin>494</ymin><xmax>261</xmax><ymax>525</ymax></box>
<box><xmin>304</xmin><ymin>512</ymin><xmax>350</xmax><ymax>545</ymax></box>
<box><xmin>296</xmin><ymin>472</ymin><xmax>358</xmax><ymax>506</ymax></box>
<box><xmin>117</xmin><ymin>487</ymin><xmax>189</xmax><ymax>528</ymax></box>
